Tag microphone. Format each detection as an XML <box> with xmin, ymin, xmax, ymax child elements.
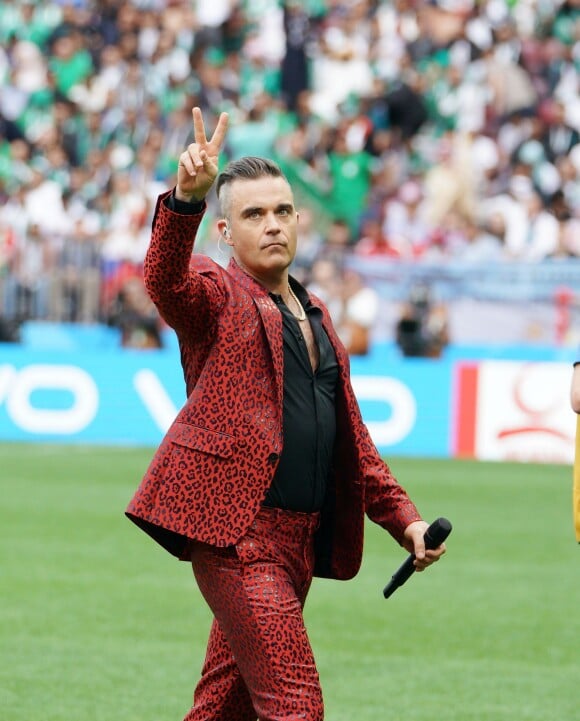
<box><xmin>383</xmin><ymin>517</ymin><xmax>452</xmax><ymax>599</ymax></box>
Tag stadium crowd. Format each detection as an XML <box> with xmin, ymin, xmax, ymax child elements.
<box><xmin>0</xmin><ymin>0</ymin><xmax>579</xmax><ymax>342</ymax></box>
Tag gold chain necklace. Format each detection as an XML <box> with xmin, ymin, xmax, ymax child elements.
<box><xmin>288</xmin><ymin>285</ymin><xmax>307</xmax><ymax>321</ymax></box>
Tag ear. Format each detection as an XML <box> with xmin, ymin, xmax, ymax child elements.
<box><xmin>217</xmin><ymin>219</ymin><xmax>233</xmax><ymax>245</ymax></box>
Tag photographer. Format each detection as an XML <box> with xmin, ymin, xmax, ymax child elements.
<box><xmin>395</xmin><ymin>283</ymin><xmax>449</xmax><ymax>358</ymax></box>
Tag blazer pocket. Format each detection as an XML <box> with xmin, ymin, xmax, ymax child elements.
<box><xmin>168</xmin><ymin>421</ymin><xmax>237</xmax><ymax>459</ymax></box>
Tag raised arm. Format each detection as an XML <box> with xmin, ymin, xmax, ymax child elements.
<box><xmin>175</xmin><ymin>107</ymin><xmax>229</xmax><ymax>202</ymax></box>
<box><xmin>144</xmin><ymin>108</ymin><xmax>229</xmax><ymax>334</ymax></box>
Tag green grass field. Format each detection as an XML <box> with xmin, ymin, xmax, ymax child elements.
<box><xmin>2</xmin><ymin>443</ymin><xmax>578</xmax><ymax>721</ymax></box>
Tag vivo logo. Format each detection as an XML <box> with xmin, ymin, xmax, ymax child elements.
<box><xmin>0</xmin><ymin>364</ymin><xmax>99</xmax><ymax>434</ymax></box>
<box><xmin>0</xmin><ymin>365</ymin><xmax>417</xmax><ymax>447</ymax></box>
<box><xmin>351</xmin><ymin>376</ymin><xmax>417</xmax><ymax>445</ymax></box>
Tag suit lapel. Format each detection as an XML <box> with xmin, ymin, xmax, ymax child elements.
<box><xmin>227</xmin><ymin>259</ymin><xmax>284</xmax><ymax>410</ymax></box>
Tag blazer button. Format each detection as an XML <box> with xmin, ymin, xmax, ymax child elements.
<box><xmin>267</xmin><ymin>452</ymin><xmax>279</xmax><ymax>464</ymax></box>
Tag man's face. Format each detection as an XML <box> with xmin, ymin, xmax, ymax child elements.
<box><xmin>221</xmin><ymin>175</ymin><xmax>299</xmax><ymax>286</ymax></box>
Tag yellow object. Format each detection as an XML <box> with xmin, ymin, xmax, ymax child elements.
<box><xmin>574</xmin><ymin>416</ymin><xmax>580</xmax><ymax>543</ymax></box>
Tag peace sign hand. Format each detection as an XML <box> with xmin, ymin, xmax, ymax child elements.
<box><xmin>176</xmin><ymin>107</ymin><xmax>229</xmax><ymax>203</ymax></box>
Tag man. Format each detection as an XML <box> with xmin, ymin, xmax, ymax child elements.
<box><xmin>126</xmin><ymin>107</ymin><xmax>446</xmax><ymax>721</ymax></box>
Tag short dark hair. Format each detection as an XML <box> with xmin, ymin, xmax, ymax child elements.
<box><xmin>216</xmin><ymin>156</ymin><xmax>288</xmax><ymax>217</ymax></box>
<box><xmin>216</xmin><ymin>156</ymin><xmax>285</xmax><ymax>197</ymax></box>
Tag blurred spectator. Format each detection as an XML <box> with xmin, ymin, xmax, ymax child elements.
<box><xmin>280</xmin><ymin>1</ymin><xmax>312</xmax><ymax>112</ymax></box>
<box><xmin>452</xmin><ymin>216</ymin><xmax>505</xmax><ymax>263</ymax></box>
<box><xmin>317</xmin><ymin>218</ymin><xmax>353</xmax><ymax>267</ymax></box>
<box><xmin>225</xmin><ymin>93</ymin><xmax>279</xmax><ymax>160</ymax></box>
<box><xmin>50</xmin><ymin>188</ymin><xmax>102</xmax><ymax>323</ymax></box>
<box><xmin>334</xmin><ymin>269</ymin><xmax>381</xmax><ymax>356</ymax></box>
<box><xmin>354</xmin><ymin>216</ymin><xmax>402</xmax><ymax>258</ymax></box>
<box><xmin>107</xmin><ymin>276</ymin><xmax>163</xmax><ymax>350</ymax></box>
<box><xmin>307</xmin><ymin>257</ymin><xmax>343</xmax><ymax>321</ymax></box>
<box><xmin>307</xmin><ymin>259</ymin><xmax>380</xmax><ymax>356</ymax></box>
<box><xmin>292</xmin><ymin>205</ymin><xmax>324</xmax><ymax>273</ymax></box>
<box><xmin>323</xmin><ymin>122</ymin><xmax>376</xmax><ymax>235</ymax></box>
<box><xmin>482</xmin><ymin>28</ymin><xmax>538</xmax><ymax>125</ymax></box>
<box><xmin>382</xmin><ymin>179</ymin><xmax>434</xmax><ymax>258</ymax></box>
<box><xmin>539</xmin><ymin>99</ymin><xmax>580</xmax><ymax>163</ymax></box>
<box><xmin>422</xmin><ymin>132</ymin><xmax>477</xmax><ymax>230</ymax></box>
<box><xmin>517</xmin><ymin>189</ymin><xmax>560</xmax><ymax>261</ymax></box>
<box><xmin>3</xmin><ymin>221</ymin><xmax>54</xmax><ymax>323</ymax></box>
<box><xmin>96</xmin><ymin>171</ymin><xmax>152</xmax><ymax>312</ymax></box>
<box><xmin>309</xmin><ymin>2</ymin><xmax>375</xmax><ymax>122</ymax></box>
<box><xmin>550</xmin><ymin>217</ymin><xmax>580</xmax><ymax>259</ymax></box>
<box><xmin>383</xmin><ymin>69</ymin><xmax>429</xmax><ymax>141</ymax></box>
<box><xmin>480</xmin><ymin>174</ymin><xmax>533</xmax><ymax>259</ymax></box>
<box><xmin>395</xmin><ymin>284</ymin><xmax>450</xmax><ymax>358</ymax></box>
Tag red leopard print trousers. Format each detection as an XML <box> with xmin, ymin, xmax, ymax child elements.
<box><xmin>183</xmin><ymin>506</ymin><xmax>324</xmax><ymax>721</ymax></box>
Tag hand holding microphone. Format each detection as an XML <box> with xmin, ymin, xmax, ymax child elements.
<box><xmin>383</xmin><ymin>517</ymin><xmax>452</xmax><ymax>599</ymax></box>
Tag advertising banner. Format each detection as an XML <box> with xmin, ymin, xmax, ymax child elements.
<box><xmin>454</xmin><ymin>360</ymin><xmax>576</xmax><ymax>464</ymax></box>
<box><xmin>0</xmin><ymin>346</ymin><xmax>452</xmax><ymax>457</ymax></box>
<box><xmin>1</xmin><ymin>345</ymin><xmax>576</xmax><ymax>463</ymax></box>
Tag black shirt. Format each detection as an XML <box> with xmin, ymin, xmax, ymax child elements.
<box><xmin>263</xmin><ymin>285</ymin><xmax>338</xmax><ymax>512</ymax></box>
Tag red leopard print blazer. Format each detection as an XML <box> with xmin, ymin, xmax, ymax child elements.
<box><xmin>126</xmin><ymin>191</ymin><xmax>422</xmax><ymax>580</ymax></box>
